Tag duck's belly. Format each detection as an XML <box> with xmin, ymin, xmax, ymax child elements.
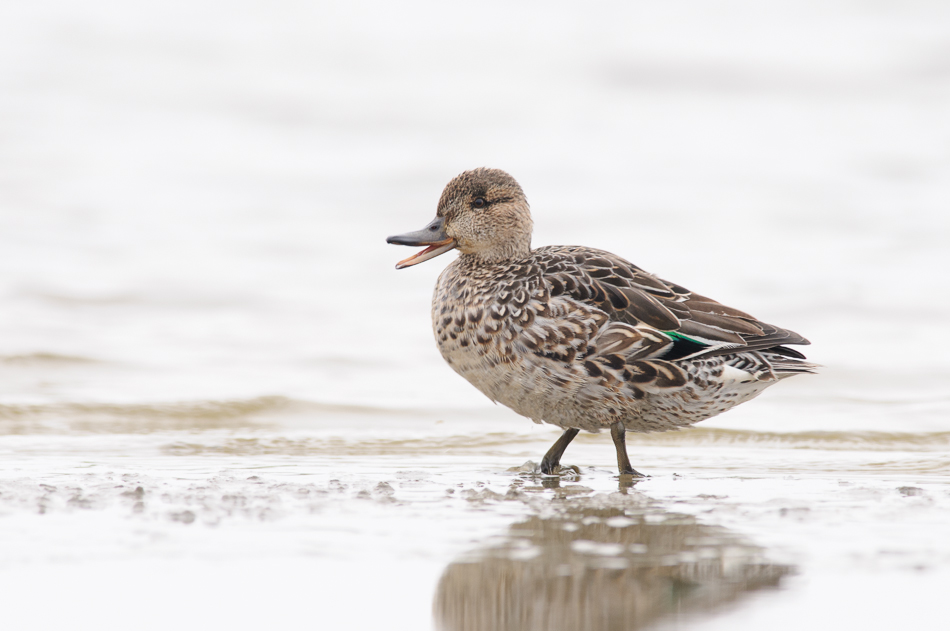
<box><xmin>436</xmin><ymin>330</ymin><xmax>553</xmax><ymax>414</ymax></box>
<box><xmin>433</xmin><ymin>320</ymin><xmax>583</xmax><ymax>424</ymax></box>
<box><xmin>436</xmin><ymin>328</ymin><xmax>778</xmax><ymax>434</ymax></box>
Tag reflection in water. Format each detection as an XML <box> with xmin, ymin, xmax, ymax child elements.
<box><xmin>435</xmin><ymin>486</ymin><xmax>791</xmax><ymax>631</ymax></box>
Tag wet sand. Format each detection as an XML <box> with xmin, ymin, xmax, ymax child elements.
<box><xmin>1</xmin><ymin>404</ymin><xmax>948</xmax><ymax>630</ymax></box>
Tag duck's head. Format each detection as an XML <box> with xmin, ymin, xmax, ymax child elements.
<box><xmin>387</xmin><ymin>168</ymin><xmax>533</xmax><ymax>269</ymax></box>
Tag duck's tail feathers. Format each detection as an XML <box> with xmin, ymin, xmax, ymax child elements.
<box><xmin>764</xmin><ymin>350</ymin><xmax>820</xmax><ymax>377</ymax></box>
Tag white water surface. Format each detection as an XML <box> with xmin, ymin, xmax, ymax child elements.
<box><xmin>1</xmin><ymin>1</ymin><xmax>949</xmax><ymax>630</ymax></box>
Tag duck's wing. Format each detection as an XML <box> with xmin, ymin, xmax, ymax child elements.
<box><xmin>533</xmin><ymin>245</ymin><xmax>810</xmax><ymax>360</ymax></box>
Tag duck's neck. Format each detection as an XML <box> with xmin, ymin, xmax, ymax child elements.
<box><xmin>459</xmin><ymin>238</ymin><xmax>532</xmax><ymax>266</ymax></box>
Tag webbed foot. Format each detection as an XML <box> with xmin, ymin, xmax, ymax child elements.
<box><xmin>539</xmin><ymin>428</ymin><xmax>580</xmax><ymax>475</ymax></box>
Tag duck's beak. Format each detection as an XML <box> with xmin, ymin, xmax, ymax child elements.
<box><xmin>386</xmin><ymin>216</ymin><xmax>457</xmax><ymax>269</ymax></box>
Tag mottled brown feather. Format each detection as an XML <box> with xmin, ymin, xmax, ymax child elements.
<box><xmin>535</xmin><ymin>245</ymin><xmax>810</xmax><ymax>357</ymax></box>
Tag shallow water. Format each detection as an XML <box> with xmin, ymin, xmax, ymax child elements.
<box><xmin>2</xmin><ymin>404</ymin><xmax>949</xmax><ymax>630</ymax></box>
<box><xmin>1</xmin><ymin>1</ymin><xmax>950</xmax><ymax>630</ymax></box>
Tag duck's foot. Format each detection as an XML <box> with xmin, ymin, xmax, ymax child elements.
<box><xmin>509</xmin><ymin>460</ymin><xmax>580</xmax><ymax>477</ymax></box>
<box><xmin>611</xmin><ymin>421</ymin><xmax>649</xmax><ymax>478</ymax></box>
<box><xmin>544</xmin><ymin>463</ymin><xmax>581</xmax><ymax>477</ymax></box>
<box><xmin>539</xmin><ymin>427</ymin><xmax>580</xmax><ymax>475</ymax></box>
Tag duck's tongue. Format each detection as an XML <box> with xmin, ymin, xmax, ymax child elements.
<box><xmin>386</xmin><ymin>216</ymin><xmax>457</xmax><ymax>269</ymax></box>
<box><xmin>394</xmin><ymin>239</ymin><xmax>456</xmax><ymax>269</ymax></box>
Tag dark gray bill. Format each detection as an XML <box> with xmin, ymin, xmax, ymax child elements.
<box><xmin>387</xmin><ymin>216</ymin><xmax>457</xmax><ymax>269</ymax></box>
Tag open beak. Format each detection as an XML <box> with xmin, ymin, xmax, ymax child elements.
<box><xmin>386</xmin><ymin>216</ymin><xmax>457</xmax><ymax>269</ymax></box>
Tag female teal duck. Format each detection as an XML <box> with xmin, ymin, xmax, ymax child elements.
<box><xmin>387</xmin><ymin>168</ymin><xmax>816</xmax><ymax>476</ymax></box>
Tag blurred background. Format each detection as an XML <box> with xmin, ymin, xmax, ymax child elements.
<box><xmin>2</xmin><ymin>0</ymin><xmax>947</xmax><ymax>414</ymax></box>
<box><xmin>0</xmin><ymin>1</ymin><xmax>948</xmax><ymax>629</ymax></box>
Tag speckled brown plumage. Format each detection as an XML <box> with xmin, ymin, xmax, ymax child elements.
<box><xmin>388</xmin><ymin>168</ymin><xmax>816</xmax><ymax>476</ymax></box>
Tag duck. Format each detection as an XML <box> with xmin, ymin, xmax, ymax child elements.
<box><xmin>387</xmin><ymin>168</ymin><xmax>816</xmax><ymax>476</ymax></box>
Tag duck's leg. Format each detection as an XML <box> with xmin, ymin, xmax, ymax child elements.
<box><xmin>610</xmin><ymin>421</ymin><xmax>646</xmax><ymax>477</ymax></box>
<box><xmin>539</xmin><ymin>428</ymin><xmax>579</xmax><ymax>475</ymax></box>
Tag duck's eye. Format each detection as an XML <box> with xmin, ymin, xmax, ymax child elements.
<box><xmin>472</xmin><ymin>197</ymin><xmax>487</xmax><ymax>209</ymax></box>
